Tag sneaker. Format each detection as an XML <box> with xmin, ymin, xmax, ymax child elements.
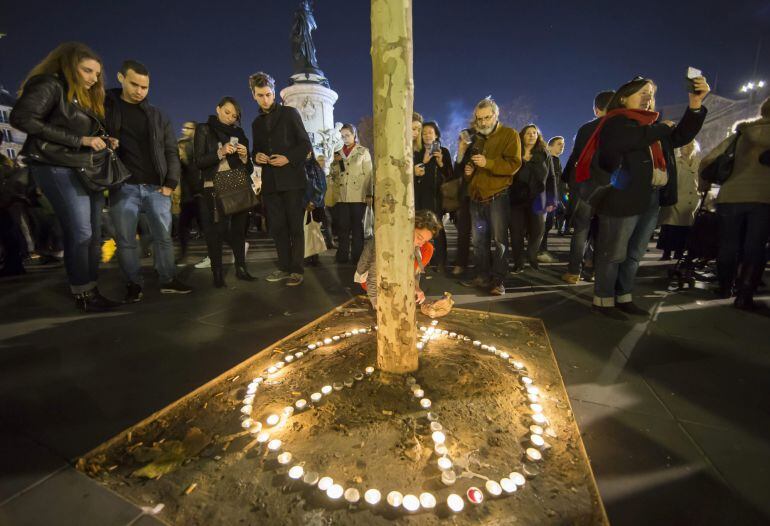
<box><xmin>615</xmin><ymin>302</ymin><xmax>648</xmax><ymax>317</ymax></box>
<box><xmin>581</xmin><ymin>269</ymin><xmax>595</xmax><ymax>282</ymax></box>
<box><xmin>160</xmin><ymin>278</ymin><xmax>193</xmax><ymax>294</ymax></box>
<box><xmin>124</xmin><ymin>283</ymin><xmax>143</xmax><ymax>303</ymax></box>
<box><xmin>194</xmin><ymin>257</ymin><xmax>211</xmax><ymax>269</ymax></box>
<box><xmin>460</xmin><ymin>276</ymin><xmax>490</xmax><ymax>289</ymax></box>
<box><xmin>489</xmin><ymin>282</ymin><xmax>505</xmax><ymax>296</ymax></box>
<box><xmin>561</xmin><ymin>272</ymin><xmax>580</xmax><ymax>284</ymax></box>
<box><xmin>537</xmin><ymin>251</ymin><xmax>556</xmax><ymax>263</ymax></box>
<box><xmin>510</xmin><ymin>265</ymin><xmax>524</xmax><ymax>274</ymax></box>
<box><xmin>591</xmin><ymin>305</ymin><xmax>628</xmax><ymax>321</ymax></box>
<box><xmin>266</xmin><ymin>270</ymin><xmax>291</xmax><ymax>282</ymax></box>
<box><xmin>286</xmin><ymin>273</ymin><xmax>304</xmax><ymax>286</ymax></box>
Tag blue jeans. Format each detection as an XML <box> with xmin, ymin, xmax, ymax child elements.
<box><xmin>470</xmin><ymin>191</ymin><xmax>511</xmax><ymax>283</ymax></box>
<box><xmin>30</xmin><ymin>164</ymin><xmax>104</xmax><ymax>294</ymax></box>
<box><xmin>110</xmin><ymin>183</ymin><xmax>175</xmax><ymax>285</ymax></box>
<box><xmin>594</xmin><ymin>191</ymin><xmax>659</xmax><ymax>306</ymax></box>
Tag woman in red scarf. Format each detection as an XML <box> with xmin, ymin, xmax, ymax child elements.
<box><xmin>577</xmin><ymin>76</ymin><xmax>709</xmax><ymax>319</ymax></box>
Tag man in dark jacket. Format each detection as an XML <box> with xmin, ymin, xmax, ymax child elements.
<box><xmin>249</xmin><ymin>72</ymin><xmax>312</xmax><ymax>286</ymax></box>
<box><xmin>105</xmin><ymin>60</ymin><xmax>190</xmax><ymax>302</ymax></box>
<box><xmin>560</xmin><ymin>90</ymin><xmax>614</xmax><ymax>284</ymax></box>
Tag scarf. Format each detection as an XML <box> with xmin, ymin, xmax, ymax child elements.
<box><xmin>206</xmin><ymin>115</ymin><xmax>248</xmax><ymax>168</ymax></box>
<box><xmin>343</xmin><ymin>143</ymin><xmax>356</xmax><ymax>157</ymax></box>
<box><xmin>575</xmin><ymin>109</ymin><xmax>666</xmax><ymax>183</ymax></box>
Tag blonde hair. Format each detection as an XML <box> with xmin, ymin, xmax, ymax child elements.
<box><xmin>20</xmin><ymin>42</ymin><xmax>105</xmax><ymax>118</ymax></box>
<box><xmin>412</xmin><ymin>113</ymin><xmax>423</xmax><ymax>152</ymax></box>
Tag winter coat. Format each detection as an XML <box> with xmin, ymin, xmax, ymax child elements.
<box><xmin>178</xmin><ymin>137</ymin><xmax>200</xmax><ymax>202</ymax></box>
<box><xmin>414</xmin><ymin>145</ymin><xmax>453</xmax><ymax>213</ymax></box>
<box><xmin>701</xmin><ymin>117</ymin><xmax>770</xmax><ymax>205</ymax></box>
<box><xmin>329</xmin><ymin>144</ymin><xmax>373</xmax><ymax>203</ymax></box>
<box><xmin>305</xmin><ymin>157</ymin><xmax>327</xmax><ymax>209</ymax></box>
<box><xmin>192</xmin><ymin>121</ymin><xmax>253</xmax><ymax>189</ymax></box>
<box><xmin>596</xmin><ymin>107</ymin><xmax>707</xmax><ymax>217</ymax></box>
<box><xmin>10</xmin><ymin>74</ymin><xmax>103</xmax><ymax>168</ymax></box>
<box><xmin>104</xmin><ymin>89</ymin><xmax>181</xmax><ymax>189</ymax></box>
<box><xmin>659</xmin><ymin>156</ymin><xmax>700</xmax><ymax>226</ymax></box>
<box><xmin>509</xmin><ymin>149</ymin><xmax>558</xmax><ymax>213</ymax></box>
<box><xmin>250</xmin><ymin>104</ymin><xmax>312</xmax><ymax>194</ymax></box>
<box><xmin>464</xmin><ymin>123</ymin><xmax>522</xmax><ymax>201</ymax></box>
<box><xmin>562</xmin><ymin>118</ymin><xmax>600</xmax><ymax>190</ymax></box>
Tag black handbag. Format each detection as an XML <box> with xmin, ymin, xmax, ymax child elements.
<box><xmin>76</xmin><ymin>148</ymin><xmax>131</xmax><ymax>192</ymax></box>
<box><xmin>701</xmin><ymin>132</ymin><xmax>740</xmax><ymax>185</ymax></box>
<box><xmin>212</xmin><ymin>166</ymin><xmax>259</xmax><ymax>218</ymax></box>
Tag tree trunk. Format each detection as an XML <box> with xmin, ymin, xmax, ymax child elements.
<box><xmin>370</xmin><ymin>0</ymin><xmax>417</xmax><ymax>374</ymax></box>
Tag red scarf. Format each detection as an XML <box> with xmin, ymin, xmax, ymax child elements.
<box><xmin>575</xmin><ymin>109</ymin><xmax>667</xmax><ymax>183</ymax></box>
<box><xmin>343</xmin><ymin>143</ymin><xmax>356</xmax><ymax>157</ymax></box>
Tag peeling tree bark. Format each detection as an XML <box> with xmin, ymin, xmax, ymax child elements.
<box><xmin>371</xmin><ymin>0</ymin><xmax>417</xmax><ymax>374</ymax></box>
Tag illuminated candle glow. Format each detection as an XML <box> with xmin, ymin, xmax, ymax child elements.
<box><xmin>364</xmin><ymin>489</ymin><xmax>381</xmax><ymax>505</ymax></box>
<box><xmin>288</xmin><ymin>465</ymin><xmax>304</xmax><ymax>479</ymax></box>
<box><xmin>402</xmin><ymin>494</ymin><xmax>420</xmax><ymax>512</ymax></box>
<box><xmin>419</xmin><ymin>492</ymin><xmax>436</xmax><ymax>509</ymax></box>
<box><xmin>387</xmin><ymin>491</ymin><xmax>403</xmax><ymax>508</ymax></box>
<box><xmin>447</xmin><ymin>493</ymin><xmax>464</xmax><ymax>512</ymax></box>
<box><xmin>266</xmin><ymin>414</ymin><xmax>280</xmax><ymax>426</ymax></box>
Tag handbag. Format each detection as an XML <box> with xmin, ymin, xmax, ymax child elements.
<box><xmin>440</xmin><ymin>177</ymin><xmax>462</xmax><ymax>212</ymax></box>
<box><xmin>304</xmin><ymin>211</ymin><xmax>327</xmax><ymax>258</ymax></box>
<box><xmin>213</xmin><ymin>166</ymin><xmax>260</xmax><ymax>217</ymax></box>
<box><xmin>701</xmin><ymin>132</ymin><xmax>740</xmax><ymax>185</ymax></box>
<box><xmin>76</xmin><ymin>148</ymin><xmax>131</xmax><ymax>192</ymax></box>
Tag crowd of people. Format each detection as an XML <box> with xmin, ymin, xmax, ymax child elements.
<box><xmin>2</xmin><ymin>41</ymin><xmax>769</xmax><ymax>316</ymax></box>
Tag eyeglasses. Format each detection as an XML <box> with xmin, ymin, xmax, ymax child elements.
<box><xmin>475</xmin><ymin>115</ymin><xmax>496</xmax><ymax>123</ymax></box>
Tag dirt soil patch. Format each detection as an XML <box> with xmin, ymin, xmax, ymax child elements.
<box><xmin>81</xmin><ymin>299</ymin><xmax>607</xmax><ymax>525</ymax></box>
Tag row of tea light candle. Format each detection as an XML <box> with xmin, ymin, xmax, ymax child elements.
<box><xmin>237</xmin><ymin>320</ymin><xmax>553</xmax><ymax>514</ymax></box>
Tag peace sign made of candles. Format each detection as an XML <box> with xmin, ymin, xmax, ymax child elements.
<box><xmin>237</xmin><ymin>321</ymin><xmax>555</xmax><ymax>515</ymax></box>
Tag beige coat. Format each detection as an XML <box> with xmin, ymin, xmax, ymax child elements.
<box><xmin>329</xmin><ymin>144</ymin><xmax>373</xmax><ymax>203</ymax></box>
<box><xmin>701</xmin><ymin>117</ymin><xmax>770</xmax><ymax>204</ymax></box>
<box><xmin>659</xmin><ymin>156</ymin><xmax>700</xmax><ymax>226</ymax></box>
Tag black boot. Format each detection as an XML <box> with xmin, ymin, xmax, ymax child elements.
<box><xmin>235</xmin><ymin>265</ymin><xmax>257</xmax><ymax>281</ymax></box>
<box><xmin>74</xmin><ymin>289</ymin><xmax>119</xmax><ymax>313</ymax></box>
<box><xmin>212</xmin><ymin>267</ymin><xmax>227</xmax><ymax>288</ymax></box>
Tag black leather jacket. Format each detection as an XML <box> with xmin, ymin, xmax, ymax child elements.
<box><xmin>10</xmin><ymin>74</ymin><xmax>103</xmax><ymax>168</ymax></box>
<box><xmin>104</xmin><ymin>89</ymin><xmax>181</xmax><ymax>189</ymax></box>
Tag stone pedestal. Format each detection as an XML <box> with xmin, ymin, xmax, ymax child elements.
<box><xmin>280</xmin><ymin>81</ymin><xmax>339</xmax><ymax>153</ymax></box>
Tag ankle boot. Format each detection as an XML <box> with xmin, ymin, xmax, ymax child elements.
<box><xmin>74</xmin><ymin>290</ymin><xmax>116</xmax><ymax>313</ymax></box>
<box><xmin>212</xmin><ymin>267</ymin><xmax>227</xmax><ymax>288</ymax></box>
<box><xmin>235</xmin><ymin>265</ymin><xmax>257</xmax><ymax>281</ymax></box>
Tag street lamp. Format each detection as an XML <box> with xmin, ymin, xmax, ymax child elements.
<box><xmin>740</xmin><ymin>80</ymin><xmax>766</xmax><ymax>93</ymax></box>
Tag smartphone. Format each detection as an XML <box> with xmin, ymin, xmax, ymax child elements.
<box><xmin>459</xmin><ymin>129</ymin><xmax>472</xmax><ymax>144</ymax></box>
<box><xmin>686</xmin><ymin>67</ymin><xmax>702</xmax><ymax>93</ymax></box>
<box><xmin>430</xmin><ymin>141</ymin><xmax>441</xmax><ymax>155</ymax></box>
<box><xmin>229</xmin><ymin>137</ymin><xmax>239</xmax><ymax>147</ymax></box>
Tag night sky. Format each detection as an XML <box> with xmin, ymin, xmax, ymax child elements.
<box><xmin>1</xmin><ymin>0</ymin><xmax>768</xmax><ymax>153</ymax></box>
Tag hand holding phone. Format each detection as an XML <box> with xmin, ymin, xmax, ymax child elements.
<box><xmin>686</xmin><ymin>67</ymin><xmax>703</xmax><ymax>94</ymax></box>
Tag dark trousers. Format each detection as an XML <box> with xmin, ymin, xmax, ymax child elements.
<box><xmin>0</xmin><ymin>208</ymin><xmax>26</xmax><ymax>274</ymax></box>
<box><xmin>470</xmin><ymin>192</ymin><xmax>510</xmax><ymax>283</ymax></box>
<box><xmin>30</xmin><ymin>164</ymin><xmax>103</xmax><ymax>293</ymax></box>
<box><xmin>199</xmin><ymin>189</ymin><xmax>248</xmax><ymax>270</ymax></box>
<box><xmin>263</xmin><ymin>189</ymin><xmax>305</xmax><ymax>274</ymax></box>
<box><xmin>568</xmin><ymin>198</ymin><xmax>595</xmax><ymax>275</ymax></box>
<box><xmin>335</xmin><ymin>202</ymin><xmax>366</xmax><ymax>263</ymax></box>
<box><xmin>540</xmin><ymin>210</ymin><xmax>555</xmax><ymax>252</ymax></box>
<box><xmin>717</xmin><ymin>203</ymin><xmax>770</xmax><ymax>295</ymax></box>
<box><xmin>510</xmin><ymin>204</ymin><xmax>546</xmax><ymax>267</ymax></box>
<box><xmin>453</xmin><ymin>198</ymin><xmax>472</xmax><ymax>268</ymax></box>
<box><xmin>178</xmin><ymin>199</ymin><xmax>202</xmax><ymax>259</ymax></box>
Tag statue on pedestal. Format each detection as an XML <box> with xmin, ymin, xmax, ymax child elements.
<box><xmin>291</xmin><ymin>0</ymin><xmax>324</xmax><ymax>81</ymax></box>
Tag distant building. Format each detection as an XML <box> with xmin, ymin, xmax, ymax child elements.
<box><xmin>659</xmin><ymin>92</ymin><xmax>763</xmax><ymax>155</ymax></box>
<box><xmin>0</xmin><ymin>85</ymin><xmax>27</xmax><ymax>161</ymax></box>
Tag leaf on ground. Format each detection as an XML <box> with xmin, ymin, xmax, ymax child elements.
<box><xmin>131</xmin><ymin>427</ymin><xmax>210</xmax><ymax>479</ymax></box>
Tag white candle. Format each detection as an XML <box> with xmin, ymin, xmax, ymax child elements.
<box><xmin>288</xmin><ymin>465</ymin><xmax>304</xmax><ymax>479</ymax></box>
<box><xmin>530</xmin><ymin>425</ymin><xmax>544</xmax><ymax>435</ymax></box>
<box><xmin>364</xmin><ymin>489</ymin><xmax>381</xmax><ymax>505</ymax></box>
<box><xmin>528</xmin><ymin>394</ymin><xmax>539</xmax><ymax>403</ymax></box>
<box><xmin>354</xmin><ymin>373</ymin><xmax>364</xmax><ymax>381</ymax></box>
<box><xmin>509</xmin><ymin>472</ymin><xmax>526</xmax><ymax>486</ymax></box>
<box><xmin>432</xmin><ymin>431</ymin><xmax>446</xmax><ymax>444</ymax></box>
<box><xmin>365</xmin><ymin>366</ymin><xmax>374</xmax><ymax>375</ymax></box>
<box><xmin>247</xmin><ymin>385</ymin><xmax>257</xmax><ymax>395</ymax></box>
<box><xmin>315</xmin><ymin>341</ymin><xmax>323</xmax><ymax>347</ymax></box>
<box><xmin>410</xmin><ymin>383</ymin><xmax>421</xmax><ymax>392</ymax></box>
<box><xmin>241</xmin><ymin>418</ymin><xmax>253</xmax><ymax>429</ymax></box>
<box><xmin>431</xmin><ymin>320</ymin><xmax>438</xmax><ymax>326</ymax></box>
<box><xmin>447</xmin><ymin>493</ymin><xmax>464</xmax><ymax>512</ymax></box>
<box><xmin>277</xmin><ymin>452</ymin><xmax>292</xmax><ymax>464</ymax></box>
<box><xmin>420</xmin><ymin>398</ymin><xmax>432</xmax><ymax>409</ymax></box>
<box><xmin>256</xmin><ymin>432</ymin><xmax>270</xmax><ymax>443</ymax></box>
<box><xmin>532</xmin><ymin>413</ymin><xmax>547</xmax><ymax>424</ymax></box>
<box><xmin>321</xmin><ymin>385</ymin><xmax>332</xmax><ymax>395</ymax></box>
<box><xmin>500</xmin><ymin>478</ymin><xmax>517</xmax><ymax>493</ymax></box>
<box><xmin>521</xmin><ymin>376</ymin><xmax>533</xmax><ymax>385</ymax></box>
<box><xmin>333</xmin><ymin>382</ymin><xmax>343</xmax><ymax>391</ymax></box>
<box><xmin>473</xmin><ymin>340</ymin><xmax>481</xmax><ymax>346</ymax></box>
<box><xmin>295</xmin><ymin>352</ymin><xmax>304</xmax><ymax>359</ymax></box>
<box><xmin>308</xmin><ymin>344</ymin><xmax>316</xmax><ymax>350</ymax></box>
<box><xmin>267</xmin><ymin>439</ymin><xmax>282</xmax><ymax>451</ymax></box>
<box><xmin>285</xmin><ymin>355</ymin><xmax>294</xmax><ymax>363</ymax></box>
<box><xmin>449</xmin><ymin>332</ymin><xmax>457</xmax><ymax>338</ymax></box>
<box><xmin>311</xmin><ymin>392</ymin><xmax>322</xmax><ymax>403</ymax></box>
<box><xmin>481</xmin><ymin>344</ymin><xmax>489</xmax><ymax>351</ymax></box>
<box><xmin>345</xmin><ymin>332</ymin><xmax>352</xmax><ymax>338</ymax></box>
<box><xmin>332</xmin><ymin>335</ymin><xmax>340</xmax><ymax>341</ymax></box>
<box><xmin>420</xmin><ymin>326</ymin><xmax>427</xmax><ymax>332</ymax></box>
<box><xmin>419</xmin><ymin>492</ymin><xmax>436</xmax><ymax>509</ymax></box>
<box><xmin>317</xmin><ymin>477</ymin><xmax>333</xmax><ymax>491</ymax></box>
<box><xmin>526</xmin><ymin>386</ymin><xmax>540</xmax><ymax>396</ymax></box>
<box><xmin>426</xmin><ymin>412</ymin><xmax>438</xmax><ymax>421</ymax></box>
<box><xmin>344</xmin><ymin>488</ymin><xmax>360</xmax><ymax>503</ymax></box>
<box><xmin>243</xmin><ymin>395</ymin><xmax>254</xmax><ymax>405</ymax></box>
<box><xmin>526</xmin><ymin>447</ymin><xmax>542</xmax><ymax>461</ymax></box>
<box><xmin>327</xmin><ymin>484</ymin><xmax>343</xmax><ymax>499</ymax></box>
<box><xmin>275</xmin><ymin>361</ymin><xmax>285</xmax><ymax>369</ymax></box>
<box><xmin>413</xmin><ymin>389</ymin><xmax>424</xmax><ymax>398</ymax></box>
<box><xmin>295</xmin><ymin>399</ymin><xmax>307</xmax><ymax>410</ymax></box>
<box><xmin>254</xmin><ymin>377</ymin><xmax>264</xmax><ymax>384</ymax></box>
<box><xmin>402</xmin><ymin>494</ymin><xmax>420</xmax><ymax>512</ymax></box>
<box><xmin>267</xmin><ymin>366</ymin><xmax>277</xmax><ymax>374</ymax></box>
<box><xmin>283</xmin><ymin>406</ymin><xmax>294</xmax><ymax>418</ymax></box>
<box><xmin>386</xmin><ymin>491</ymin><xmax>403</xmax><ymax>508</ymax></box>
<box><xmin>441</xmin><ymin>470</ymin><xmax>456</xmax><ymax>486</ymax></box>
<box><xmin>467</xmin><ymin>487</ymin><xmax>484</xmax><ymax>504</ymax></box>
<box><xmin>323</xmin><ymin>338</ymin><xmax>332</xmax><ymax>345</ymax></box>
<box><xmin>430</xmin><ymin>422</ymin><xmax>443</xmax><ymax>432</ymax></box>
<box><xmin>241</xmin><ymin>405</ymin><xmax>252</xmax><ymax>415</ymax></box>
<box><xmin>303</xmin><ymin>471</ymin><xmax>319</xmax><ymax>486</ymax></box>
<box><xmin>416</xmin><ymin>342</ymin><xmax>424</xmax><ymax>350</ymax></box>
<box><xmin>434</xmin><ymin>443</ymin><xmax>448</xmax><ymax>456</ymax></box>
<box><xmin>249</xmin><ymin>421</ymin><xmax>263</xmax><ymax>434</ymax></box>
<box><xmin>531</xmin><ymin>434</ymin><xmax>545</xmax><ymax>448</ymax></box>
<box><xmin>352</xmin><ymin>329</ymin><xmax>360</xmax><ymax>335</ymax></box>
<box><xmin>266</xmin><ymin>414</ymin><xmax>280</xmax><ymax>426</ymax></box>
<box><xmin>530</xmin><ymin>403</ymin><xmax>543</xmax><ymax>413</ymax></box>
<box><xmin>500</xmin><ymin>352</ymin><xmax>509</xmax><ymax>359</ymax></box>
<box><xmin>437</xmin><ymin>456</ymin><xmax>453</xmax><ymax>470</ymax></box>
<box><xmin>489</xmin><ymin>346</ymin><xmax>497</xmax><ymax>353</ymax></box>
<box><xmin>485</xmin><ymin>480</ymin><xmax>502</xmax><ymax>497</ymax></box>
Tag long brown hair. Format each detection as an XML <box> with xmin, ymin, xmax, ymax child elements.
<box><xmin>519</xmin><ymin>124</ymin><xmax>547</xmax><ymax>154</ymax></box>
<box><xmin>20</xmin><ymin>42</ymin><xmax>105</xmax><ymax>118</ymax></box>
